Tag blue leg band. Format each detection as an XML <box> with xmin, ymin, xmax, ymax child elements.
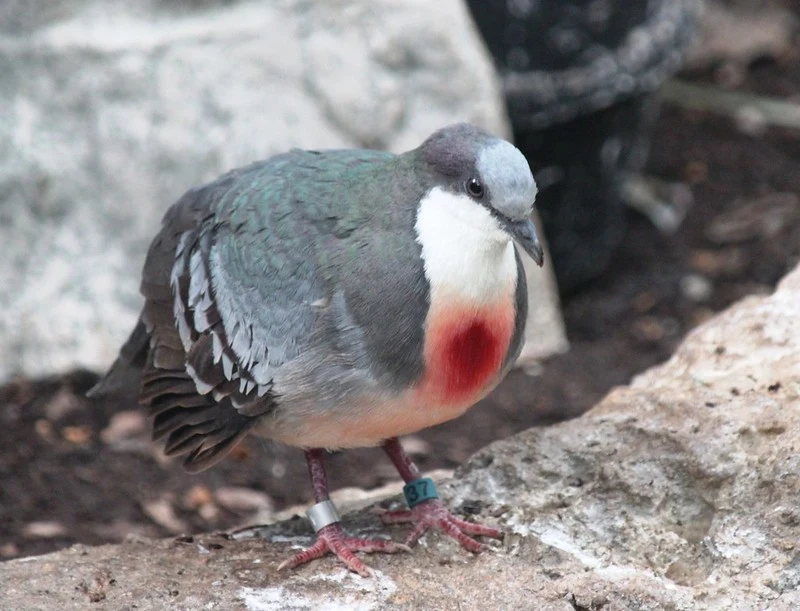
<box><xmin>403</xmin><ymin>477</ymin><xmax>439</xmax><ymax>508</ymax></box>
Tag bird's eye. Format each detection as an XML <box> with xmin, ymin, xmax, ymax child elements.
<box><xmin>466</xmin><ymin>178</ymin><xmax>484</xmax><ymax>199</ymax></box>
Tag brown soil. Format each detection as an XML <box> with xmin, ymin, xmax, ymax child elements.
<box><xmin>2</xmin><ymin>48</ymin><xmax>799</xmax><ymax>562</ymax></box>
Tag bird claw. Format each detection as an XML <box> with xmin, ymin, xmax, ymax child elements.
<box><xmin>378</xmin><ymin>498</ymin><xmax>503</xmax><ymax>552</ymax></box>
<box><xmin>277</xmin><ymin>523</ymin><xmax>410</xmax><ymax>576</ymax></box>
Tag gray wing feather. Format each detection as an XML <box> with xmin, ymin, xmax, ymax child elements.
<box><xmin>95</xmin><ymin>151</ymin><xmax>394</xmax><ymax>470</ymax></box>
<box><xmin>133</xmin><ymin>160</ymin><xmax>330</xmax><ymax>470</ymax></box>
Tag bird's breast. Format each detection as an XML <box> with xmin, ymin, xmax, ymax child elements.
<box><xmin>414</xmin><ymin>294</ymin><xmax>516</xmax><ymax>410</ymax></box>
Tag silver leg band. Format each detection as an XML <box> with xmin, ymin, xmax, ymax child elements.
<box><xmin>306</xmin><ymin>499</ymin><xmax>341</xmax><ymax>533</ymax></box>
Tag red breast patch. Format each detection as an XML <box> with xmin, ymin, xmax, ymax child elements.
<box><xmin>417</xmin><ymin>298</ymin><xmax>516</xmax><ymax>407</ymax></box>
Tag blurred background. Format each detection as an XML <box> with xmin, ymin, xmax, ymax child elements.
<box><xmin>1</xmin><ymin>0</ymin><xmax>799</xmax><ymax>561</ymax></box>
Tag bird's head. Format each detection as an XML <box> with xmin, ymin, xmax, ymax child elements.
<box><xmin>416</xmin><ymin>123</ymin><xmax>543</xmax><ymax>266</ymax></box>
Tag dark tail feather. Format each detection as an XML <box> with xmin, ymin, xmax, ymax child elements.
<box><xmin>151</xmin><ymin>397</ymin><xmax>257</xmax><ymax>473</ymax></box>
<box><xmin>87</xmin><ymin>318</ymin><xmax>150</xmax><ymax>399</ymax></box>
<box><xmin>183</xmin><ymin>427</ymin><xmax>253</xmax><ymax>473</ymax></box>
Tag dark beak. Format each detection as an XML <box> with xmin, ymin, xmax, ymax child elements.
<box><xmin>501</xmin><ymin>217</ymin><xmax>544</xmax><ymax>267</ymax></box>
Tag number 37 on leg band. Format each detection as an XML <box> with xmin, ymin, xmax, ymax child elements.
<box><xmin>403</xmin><ymin>477</ymin><xmax>439</xmax><ymax>508</ymax></box>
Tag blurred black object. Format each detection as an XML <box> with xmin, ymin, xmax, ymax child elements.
<box><xmin>466</xmin><ymin>0</ymin><xmax>700</xmax><ymax>293</ymax></box>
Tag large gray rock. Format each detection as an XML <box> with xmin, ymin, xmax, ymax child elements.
<box><xmin>2</xmin><ymin>265</ymin><xmax>798</xmax><ymax>608</ymax></box>
<box><xmin>0</xmin><ymin>0</ymin><xmax>566</xmax><ymax>381</ymax></box>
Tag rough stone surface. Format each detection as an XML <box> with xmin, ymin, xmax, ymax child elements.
<box><xmin>3</xmin><ymin>260</ymin><xmax>798</xmax><ymax>607</ymax></box>
<box><xmin>0</xmin><ymin>0</ymin><xmax>565</xmax><ymax>381</ymax></box>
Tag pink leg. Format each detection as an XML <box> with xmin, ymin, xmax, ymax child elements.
<box><xmin>380</xmin><ymin>438</ymin><xmax>503</xmax><ymax>550</ymax></box>
<box><xmin>278</xmin><ymin>449</ymin><xmax>409</xmax><ymax>576</ymax></box>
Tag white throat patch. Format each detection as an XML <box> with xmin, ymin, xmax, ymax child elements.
<box><xmin>414</xmin><ymin>186</ymin><xmax>519</xmax><ymax>304</ymax></box>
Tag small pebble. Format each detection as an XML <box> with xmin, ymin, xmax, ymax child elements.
<box><xmin>34</xmin><ymin>419</ymin><xmax>55</xmax><ymax>441</ymax></box>
<box><xmin>680</xmin><ymin>274</ymin><xmax>713</xmax><ymax>302</ymax></box>
<box><xmin>270</xmin><ymin>461</ymin><xmax>287</xmax><ymax>479</ymax></box>
<box><xmin>0</xmin><ymin>542</ymin><xmax>19</xmax><ymax>557</ymax></box>
<box><xmin>215</xmin><ymin>487</ymin><xmax>274</xmax><ymax>513</ymax></box>
<box><xmin>631</xmin><ymin>291</ymin><xmax>657</xmax><ymax>313</ymax></box>
<box><xmin>632</xmin><ymin>316</ymin><xmax>665</xmax><ymax>342</ymax></box>
<box><xmin>735</xmin><ymin>106</ymin><xmax>767</xmax><ymax>136</ymax></box>
<box><xmin>401</xmin><ymin>435</ymin><xmax>431</xmax><ymax>456</ymax></box>
<box><xmin>24</xmin><ymin>521</ymin><xmax>67</xmax><ymax>538</ymax></box>
<box><xmin>684</xmin><ymin>160</ymin><xmax>708</xmax><ymax>185</ymax></box>
<box><xmin>142</xmin><ymin>498</ymin><xmax>188</xmax><ymax>534</ymax></box>
<box><xmin>198</xmin><ymin>502</ymin><xmax>220</xmax><ymax>522</ymax></box>
<box><xmin>184</xmin><ymin>485</ymin><xmax>213</xmax><ymax>510</ymax></box>
<box><xmin>44</xmin><ymin>387</ymin><xmax>82</xmax><ymax>421</ymax></box>
<box><xmin>61</xmin><ymin>425</ymin><xmax>92</xmax><ymax>444</ymax></box>
<box><xmin>100</xmin><ymin>410</ymin><xmax>146</xmax><ymax>444</ymax></box>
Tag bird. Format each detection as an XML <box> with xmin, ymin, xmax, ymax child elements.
<box><xmin>89</xmin><ymin>123</ymin><xmax>543</xmax><ymax>576</ymax></box>
<box><xmin>465</xmin><ymin>0</ymin><xmax>699</xmax><ymax>292</ymax></box>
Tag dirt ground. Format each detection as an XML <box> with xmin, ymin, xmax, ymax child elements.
<box><xmin>2</xmin><ymin>36</ymin><xmax>800</xmax><ymax>561</ymax></box>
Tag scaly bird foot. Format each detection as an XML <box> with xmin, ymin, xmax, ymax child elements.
<box><xmin>379</xmin><ymin>498</ymin><xmax>503</xmax><ymax>552</ymax></box>
<box><xmin>277</xmin><ymin>523</ymin><xmax>411</xmax><ymax>576</ymax></box>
